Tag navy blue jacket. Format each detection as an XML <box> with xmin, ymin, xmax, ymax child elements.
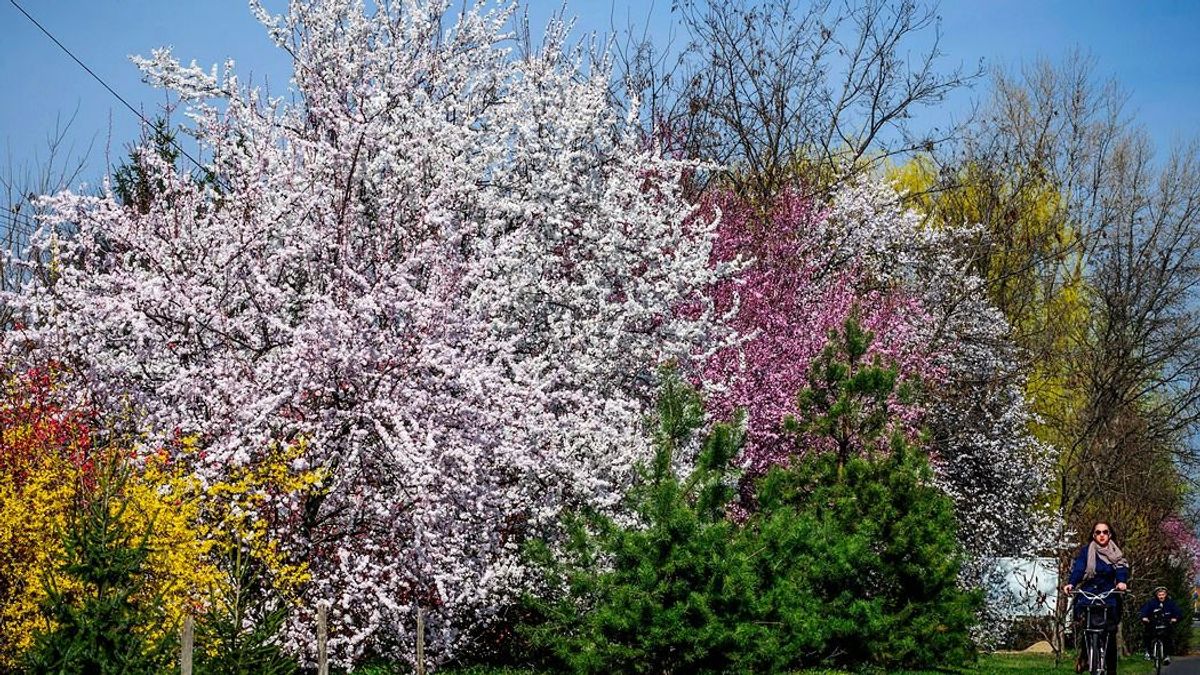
<box><xmin>1139</xmin><ymin>598</ymin><xmax>1182</xmax><ymax>624</ymax></box>
<box><xmin>1068</xmin><ymin>545</ymin><xmax>1130</xmax><ymax>608</ymax></box>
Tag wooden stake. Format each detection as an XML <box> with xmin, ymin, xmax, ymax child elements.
<box><xmin>317</xmin><ymin>603</ymin><xmax>329</xmax><ymax>675</ymax></box>
<box><xmin>180</xmin><ymin>614</ymin><xmax>194</xmax><ymax>675</ymax></box>
<box><xmin>416</xmin><ymin>606</ymin><xmax>426</xmax><ymax>675</ymax></box>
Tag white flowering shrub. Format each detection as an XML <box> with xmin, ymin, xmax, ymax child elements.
<box><xmin>6</xmin><ymin>0</ymin><xmax>728</xmax><ymax>666</ymax></box>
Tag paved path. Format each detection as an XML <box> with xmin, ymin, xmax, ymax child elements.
<box><xmin>1166</xmin><ymin>655</ymin><xmax>1200</xmax><ymax>673</ymax></box>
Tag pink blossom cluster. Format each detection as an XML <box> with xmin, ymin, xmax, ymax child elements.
<box><xmin>697</xmin><ymin>181</ymin><xmax>1064</xmax><ymax>608</ymax></box>
<box><xmin>701</xmin><ymin>189</ymin><xmax>941</xmax><ymax>472</ymax></box>
<box><xmin>1162</xmin><ymin>516</ymin><xmax>1200</xmax><ymax>578</ymax></box>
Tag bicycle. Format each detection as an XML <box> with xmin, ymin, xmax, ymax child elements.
<box><xmin>1074</xmin><ymin>588</ymin><xmax>1124</xmax><ymax>675</ymax></box>
<box><xmin>1145</xmin><ymin>612</ymin><xmax>1173</xmax><ymax>675</ymax></box>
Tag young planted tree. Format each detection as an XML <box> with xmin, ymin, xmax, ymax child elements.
<box><xmin>520</xmin><ymin>324</ymin><xmax>979</xmax><ymax>667</ymax></box>
<box><xmin>0</xmin><ymin>365</ymin><xmax>226</xmax><ymax>668</ymax></box>
<box><xmin>757</xmin><ymin>318</ymin><xmax>980</xmax><ymax>669</ymax></box>
<box><xmin>194</xmin><ymin>546</ymin><xmax>298</xmax><ymax>675</ymax></box>
<box><xmin>520</xmin><ymin>326</ymin><xmax>978</xmax><ymax>673</ymax></box>
<box><xmin>0</xmin><ymin>365</ymin><xmax>95</xmax><ymax>668</ymax></box>
<box><xmin>24</xmin><ymin>460</ymin><xmax>174</xmax><ymax>675</ymax></box>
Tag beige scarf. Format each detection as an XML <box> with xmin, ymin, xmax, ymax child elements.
<box><xmin>1084</xmin><ymin>539</ymin><xmax>1128</xmax><ymax>581</ymax></box>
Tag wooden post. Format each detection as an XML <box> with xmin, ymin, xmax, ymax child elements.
<box><xmin>415</xmin><ymin>606</ymin><xmax>426</xmax><ymax>675</ymax></box>
<box><xmin>317</xmin><ymin>603</ymin><xmax>329</xmax><ymax>675</ymax></box>
<box><xmin>180</xmin><ymin>614</ymin><xmax>194</xmax><ymax>675</ymax></box>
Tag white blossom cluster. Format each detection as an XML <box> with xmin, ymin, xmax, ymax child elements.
<box><xmin>822</xmin><ymin>177</ymin><xmax>1062</xmax><ymax>620</ymax></box>
<box><xmin>6</xmin><ymin>0</ymin><xmax>727</xmax><ymax>666</ymax></box>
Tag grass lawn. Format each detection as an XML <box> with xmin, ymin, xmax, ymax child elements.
<box><xmin>790</xmin><ymin>654</ymin><xmax>1155</xmax><ymax>674</ymax></box>
<box><xmin>954</xmin><ymin>652</ymin><xmax>1155</xmax><ymax>674</ymax></box>
<box><xmin>794</xmin><ymin>653</ymin><xmax>1157</xmax><ymax>674</ymax></box>
<box><xmin>428</xmin><ymin>652</ymin><xmax>1158</xmax><ymax>674</ymax></box>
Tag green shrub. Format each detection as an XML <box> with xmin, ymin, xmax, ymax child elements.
<box><xmin>750</xmin><ymin>442</ymin><xmax>980</xmax><ymax>669</ymax></box>
<box><xmin>517</xmin><ymin>369</ymin><xmax>759</xmax><ymax>673</ymax></box>
<box><xmin>24</xmin><ymin>460</ymin><xmax>175</xmax><ymax>674</ymax></box>
<box><xmin>516</xmin><ymin>319</ymin><xmax>979</xmax><ymax>673</ymax></box>
<box><xmin>752</xmin><ymin>318</ymin><xmax>981</xmax><ymax>669</ymax></box>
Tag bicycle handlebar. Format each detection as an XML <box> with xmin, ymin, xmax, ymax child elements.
<box><xmin>1072</xmin><ymin>588</ymin><xmax>1125</xmax><ymax>602</ymax></box>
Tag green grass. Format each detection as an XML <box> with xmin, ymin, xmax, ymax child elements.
<box><xmin>426</xmin><ymin>652</ymin><xmax>1158</xmax><ymax>674</ymax></box>
<box><xmin>785</xmin><ymin>653</ymin><xmax>1156</xmax><ymax>673</ymax></box>
<box><xmin>963</xmin><ymin>652</ymin><xmax>1155</xmax><ymax>674</ymax></box>
<box><xmin>801</xmin><ymin>652</ymin><xmax>1158</xmax><ymax>674</ymax></box>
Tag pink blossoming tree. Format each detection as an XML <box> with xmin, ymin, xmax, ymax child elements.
<box><xmin>702</xmin><ymin>188</ymin><xmax>937</xmax><ymax>472</ymax></box>
<box><xmin>699</xmin><ymin>180</ymin><xmax>1059</xmax><ymax>628</ymax></box>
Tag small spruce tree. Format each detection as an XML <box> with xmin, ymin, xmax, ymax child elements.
<box><xmin>194</xmin><ymin>544</ymin><xmax>298</xmax><ymax>675</ymax></box>
<box><xmin>753</xmin><ymin>317</ymin><xmax>980</xmax><ymax>669</ymax></box>
<box><xmin>24</xmin><ymin>458</ymin><xmax>174</xmax><ymax>675</ymax></box>
<box><xmin>517</xmin><ymin>368</ymin><xmax>760</xmax><ymax>674</ymax></box>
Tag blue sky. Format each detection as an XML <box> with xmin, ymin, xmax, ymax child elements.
<box><xmin>1</xmin><ymin>0</ymin><xmax>1197</xmax><ymax>190</ymax></box>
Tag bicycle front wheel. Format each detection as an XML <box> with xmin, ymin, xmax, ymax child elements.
<box><xmin>1088</xmin><ymin>631</ymin><xmax>1103</xmax><ymax>674</ymax></box>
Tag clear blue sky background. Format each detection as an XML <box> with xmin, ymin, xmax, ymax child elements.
<box><xmin>1</xmin><ymin>0</ymin><xmax>1198</xmax><ymax>189</ymax></box>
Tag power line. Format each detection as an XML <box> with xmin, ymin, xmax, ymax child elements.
<box><xmin>0</xmin><ymin>206</ymin><xmax>38</xmax><ymax>235</ymax></box>
<box><xmin>1</xmin><ymin>226</ymin><xmax>38</xmax><ymax>243</ymax></box>
<box><xmin>0</xmin><ymin>205</ymin><xmax>71</xmax><ymax>243</ymax></box>
<box><xmin>1</xmin><ymin>203</ymin><xmax>90</xmax><ymax>232</ymax></box>
<box><xmin>0</xmin><ymin>204</ymin><xmax>89</xmax><ymax>238</ymax></box>
<box><xmin>8</xmin><ymin>0</ymin><xmax>216</xmax><ymax>186</ymax></box>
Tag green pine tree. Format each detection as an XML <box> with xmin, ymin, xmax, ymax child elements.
<box><xmin>517</xmin><ymin>368</ymin><xmax>760</xmax><ymax>674</ymax></box>
<box><xmin>24</xmin><ymin>459</ymin><xmax>174</xmax><ymax>675</ymax></box>
<box><xmin>113</xmin><ymin>117</ymin><xmax>221</xmax><ymax>215</ymax></box>
<box><xmin>785</xmin><ymin>314</ymin><xmax>917</xmax><ymax>471</ymax></box>
<box><xmin>113</xmin><ymin>118</ymin><xmax>181</xmax><ymax>215</ymax></box>
<box><xmin>194</xmin><ymin>544</ymin><xmax>298</xmax><ymax>675</ymax></box>
<box><xmin>752</xmin><ymin>317</ymin><xmax>980</xmax><ymax>669</ymax></box>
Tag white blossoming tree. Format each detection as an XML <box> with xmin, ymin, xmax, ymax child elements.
<box><xmin>7</xmin><ymin>0</ymin><xmax>727</xmax><ymax>666</ymax></box>
<box><xmin>829</xmin><ymin>180</ymin><xmax>1059</xmax><ymax>554</ymax></box>
<box><xmin>829</xmin><ymin>179</ymin><xmax>1062</xmax><ymax>640</ymax></box>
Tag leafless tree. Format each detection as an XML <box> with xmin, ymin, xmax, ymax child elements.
<box><xmin>612</xmin><ymin>0</ymin><xmax>978</xmax><ymax>202</ymax></box>
<box><xmin>912</xmin><ymin>54</ymin><xmax>1129</xmax><ymax>361</ymax></box>
<box><xmin>924</xmin><ymin>56</ymin><xmax>1200</xmax><ymax>496</ymax></box>
<box><xmin>1067</xmin><ymin>132</ymin><xmax>1200</xmax><ymax>507</ymax></box>
<box><xmin>1</xmin><ymin>110</ymin><xmax>93</xmax><ymax>329</ymax></box>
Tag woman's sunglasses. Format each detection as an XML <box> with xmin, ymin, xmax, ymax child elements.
<box><xmin>1093</xmin><ymin>529</ymin><xmax>1110</xmax><ymax>535</ymax></box>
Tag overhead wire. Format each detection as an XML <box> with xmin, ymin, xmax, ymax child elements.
<box><xmin>0</xmin><ymin>205</ymin><xmax>81</xmax><ymax>246</ymax></box>
<box><xmin>0</xmin><ymin>205</ymin><xmax>39</xmax><ymax>236</ymax></box>
<box><xmin>8</xmin><ymin>0</ymin><xmax>218</xmax><ymax>186</ymax></box>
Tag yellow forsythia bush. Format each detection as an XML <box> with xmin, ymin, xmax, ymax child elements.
<box><xmin>0</xmin><ymin>448</ymin><xmax>79</xmax><ymax>663</ymax></box>
<box><xmin>0</xmin><ymin>367</ymin><xmax>323</xmax><ymax>668</ymax></box>
<box><xmin>0</xmin><ymin>366</ymin><xmax>95</xmax><ymax>667</ymax></box>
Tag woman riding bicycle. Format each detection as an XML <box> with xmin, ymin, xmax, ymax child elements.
<box><xmin>1062</xmin><ymin>521</ymin><xmax>1129</xmax><ymax>673</ymax></box>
